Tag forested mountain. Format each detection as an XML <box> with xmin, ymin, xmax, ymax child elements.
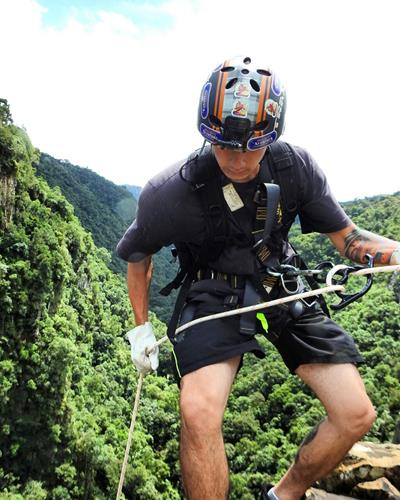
<box><xmin>1</xmin><ymin>98</ymin><xmax>399</xmax><ymax>498</ymax></box>
<box><xmin>0</xmin><ymin>100</ymin><xmax>181</xmax><ymax>498</ymax></box>
<box><xmin>35</xmin><ymin>154</ymin><xmax>138</xmax><ymax>276</ymax></box>
<box><xmin>36</xmin><ymin>155</ymin><xmax>178</xmax><ymax>323</ymax></box>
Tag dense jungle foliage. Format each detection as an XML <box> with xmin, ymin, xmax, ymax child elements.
<box><xmin>35</xmin><ymin>155</ymin><xmax>178</xmax><ymax>323</ymax></box>
<box><xmin>0</xmin><ymin>98</ymin><xmax>399</xmax><ymax>498</ymax></box>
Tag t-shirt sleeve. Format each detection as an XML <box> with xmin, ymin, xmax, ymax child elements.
<box><xmin>116</xmin><ymin>182</ymin><xmax>173</xmax><ymax>262</ymax></box>
<box><xmin>294</xmin><ymin>146</ymin><xmax>351</xmax><ymax>234</ymax></box>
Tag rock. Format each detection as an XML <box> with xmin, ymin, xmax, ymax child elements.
<box><xmin>317</xmin><ymin>441</ymin><xmax>400</xmax><ymax>498</ymax></box>
<box><xmin>346</xmin><ymin>442</ymin><xmax>400</xmax><ymax>490</ymax></box>
<box><xmin>306</xmin><ymin>487</ymin><xmax>355</xmax><ymax>499</ymax></box>
<box><xmin>352</xmin><ymin>477</ymin><xmax>400</xmax><ymax>499</ymax></box>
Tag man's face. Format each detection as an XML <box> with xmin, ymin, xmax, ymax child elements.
<box><xmin>212</xmin><ymin>145</ymin><xmax>267</xmax><ymax>183</ymax></box>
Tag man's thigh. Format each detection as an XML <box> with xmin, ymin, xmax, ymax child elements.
<box><xmin>295</xmin><ymin>363</ymin><xmax>372</xmax><ymax>419</ymax></box>
<box><xmin>180</xmin><ymin>356</ymin><xmax>241</xmax><ymax>418</ymax></box>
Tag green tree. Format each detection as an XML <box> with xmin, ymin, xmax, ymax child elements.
<box><xmin>0</xmin><ymin>98</ymin><xmax>13</xmax><ymax>126</ymax></box>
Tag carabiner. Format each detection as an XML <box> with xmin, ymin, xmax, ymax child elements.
<box><xmin>330</xmin><ymin>255</ymin><xmax>375</xmax><ymax>310</ymax></box>
<box><xmin>314</xmin><ymin>261</ymin><xmax>335</xmax><ymax>284</ymax></box>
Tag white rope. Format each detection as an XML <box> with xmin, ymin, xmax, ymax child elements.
<box><xmin>116</xmin><ymin>264</ymin><xmax>400</xmax><ymax>496</ymax></box>
<box><xmin>151</xmin><ymin>284</ymin><xmax>344</xmax><ymax>351</ymax></box>
<box><xmin>153</xmin><ymin>265</ymin><xmax>400</xmax><ymax>351</ymax></box>
<box><xmin>116</xmin><ymin>372</ymin><xmax>144</xmax><ymax>500</ymax></box>
<box><xmin>326</xmin><ymin>264</ymin><xmax>400</xmax><ymax>286</ymax></box>
<box><xmin>352</xmin><ymin>264</ymin><xmax>400</xmax><ymax>276</ymax></box>
<box><xmin>176</xmin><ymin>285</ymin><xmax>344</xmax><ymax>334</ymax></box>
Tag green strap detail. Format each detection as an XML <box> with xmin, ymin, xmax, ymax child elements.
<box><xmin>256</xmin><ymin>312</ymin><xmax>269</xmax><ymax>333</ymax></box>
<box><xmin>172</xmin><ymin>347</ymin><xmax>182</xmax><ymax>379</ymax></box>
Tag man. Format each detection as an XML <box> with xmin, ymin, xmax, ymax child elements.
<box><xmin>117</xmin><ymin>56</ymin><xmax>400</xmax><ymax>500</ymax></box>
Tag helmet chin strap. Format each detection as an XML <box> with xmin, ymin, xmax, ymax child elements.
<box><xmin>198</xmin><ymin>140</ymin><xmax>207</xmax><ymax>156</ymax></box>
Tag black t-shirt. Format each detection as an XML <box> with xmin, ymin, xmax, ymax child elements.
<box><xmin>116</xmin><ymin>143</ymin><xmax>350</xmax><ymax>274</ymax></box>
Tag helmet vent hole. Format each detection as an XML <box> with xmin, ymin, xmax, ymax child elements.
<box><xmin>250</xmin><ymin>79</ymin><xmax>260</xmax><ymax>92</ymax></box>
<box><xmin>243</xmin><ymin>57</ymin><xmax>251</xmax><ymax>64</ymax></box>
<box><xmin>254</xmin><ymin>120</ymin><xmax>268</xmax><ymax>131</ymax></box>
<box><xmin>241</xmin><ymin>69</ymin><xmax>249</xmax><ymax>74</ymax></box>
<box><xmin>209</xmin><ymin>114</ymin><xmax>222</xmax><ymax>127</ymax></box>
<box><xmin>225</xmin><ymin>78</ymin><xmax>238</xmax><ymax>89</ymax></box>
<box><xmin>221</xmin><ymin>66</ymin><xmax>235</xmax><ymax>72</ymax></box>
<box><xmin>257</xmin><ymin>69</ymin><xmax>272</xmax><ymax>77</ymax></box>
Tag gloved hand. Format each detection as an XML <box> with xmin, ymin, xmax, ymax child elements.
<box><xmin>127</xmin><ymin>322</ymin><xmax>159</xmax><ymax>374</ymax></box>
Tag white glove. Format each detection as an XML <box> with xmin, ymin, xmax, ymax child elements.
<box><xmin>126</xmin><ymin>322</ymin><xmax>159</xmax><ymax>374</ymax></box>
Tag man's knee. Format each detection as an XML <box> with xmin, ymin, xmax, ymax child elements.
<box><xmin>180</xmin><ymin>391</ymin><xmax>224</xmax><ymax>437</ymax></box>
<box><xmin>334</xmin><ymin>400</ymin><xmax>376</xmax><ymax>439</ymax></box>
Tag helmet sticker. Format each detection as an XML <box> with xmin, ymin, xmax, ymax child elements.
<box><xmin>234</xmin><ymin>81</ymin><xmax>251</xmax><ymax>98</ymax></box>
<box><xmin>272</xmin><ymin>74</ymin><xmax>282</xmax><ymax>97</ymax></box>
<box><xmin>247</xmin><ymin>131</ymin><xmax>277</xmax><ymax>150</ymax></box>
<box><xmin>273</xmin><ymin>95</ymin><xmax>285</xmax><ymax>129</ymax></box>
<box><xmin>265</xmin><ymin>99</ymin><xmax>278</xmax><ymax>118</ymax></box>
<box><xmin>199</xmin><ymin>123</ymin><xmax>222</xmax><ymax>143</ymax></box>
<box><xmin>232</xmin><ymin>100</ymin><xmax>248</xmax><ymax>117</ymax></box>
<box><xmin>200</xmin><ymin>82</ymin><xmax>212</xmax><ymax>119</ymax></box>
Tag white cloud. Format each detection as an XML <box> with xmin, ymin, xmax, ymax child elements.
<box><xmin>0</xmin><ymin>0</ymin><xmax>399</xmax><ymax>201</ymax></box>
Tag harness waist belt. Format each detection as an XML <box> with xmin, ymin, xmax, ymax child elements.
<box><xmin>195</xmin><ymin>269</ymin><xmax>247</xmax><ymax>289</ymax></box>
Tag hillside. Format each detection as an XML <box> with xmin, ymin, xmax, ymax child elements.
<box><xmin>1</xmin><ymin>98</ymin><xmax>399</xmax><ymax>498</ymax></box>
<box><xmin>0</xmin><ymin>101</ymin><xmax>181</xmax><ymax>498</ymax></box>
<box><xmin>35</xmin><ymin>154</ymin><xmax>137</xmax><ymax>275</ymax></box>
<box><xmin>35</xmin><ymin>154</ymin><xmax>178</xmax><ymax>323</ymax></box>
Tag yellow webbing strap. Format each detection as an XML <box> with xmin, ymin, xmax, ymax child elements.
<box><xmin>256</xmin><ymin>312</ymin><xmax>269</xmax><ymax>332</ymax></box>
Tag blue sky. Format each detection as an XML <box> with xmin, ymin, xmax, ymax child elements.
<box><xmin>39</xmin><ymin>0</ymin><xmax>174</xmax><ymax>30</ymax></box>
<box><xmin>0</xmin><ymin>0</ymin><xmax>399</xmax><ymax>201</ymax></box>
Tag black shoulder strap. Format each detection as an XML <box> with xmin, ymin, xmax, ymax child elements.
<box><xmin>265</xmin><ymin>141</ymin><xmax>301</xmax><ymax>238</ymax></box>
<box><xmin>265</xmin><ymin>145</ymin><xmax>330</xmax><ymax>315</ymax></box>
<box><xmin>189</xmin><ymin>150</ymin><xmax>230</xmax><ymax>264</ymax></box>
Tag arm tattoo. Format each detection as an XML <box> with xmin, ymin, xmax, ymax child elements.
<box><xmin>295</xmin><ymin>421</ymin><xmax>322</xmax><ymax>464</ymax></box>
<box><xmin>344</xmin><ymin>228</ymin><xmax>399</xmax><ymax>265</ymax></box>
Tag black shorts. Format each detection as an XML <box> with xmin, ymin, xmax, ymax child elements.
<box><xmin>171</xmin><ymin>279</ymin><xmax>364</xmax><ymax>379</ymax></box>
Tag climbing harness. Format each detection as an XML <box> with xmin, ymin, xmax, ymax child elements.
<box><xmin>116</xmin><ymin>262</ymin><xmax>400</xmax><ymax>498</ymax></box>
<box><xmin>161</xmin><ymin>141</ymin><xmax>302</xmax><ymax>345</ymax></box>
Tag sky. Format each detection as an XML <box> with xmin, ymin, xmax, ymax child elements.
<box><xmin>0</xmin><ymin>0</ymin><xmax>399</xmax><ymax>201</ymax></box>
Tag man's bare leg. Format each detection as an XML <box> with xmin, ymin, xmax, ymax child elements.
<box><xmin>274</xmin><ymin>363</ymin><xmax>376</xmax><ymax>500</ymax></box>
<box><xmin>179</xmin><ymin>356</ymin><xmax>241</xmax><ymax>500</ymax></box>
